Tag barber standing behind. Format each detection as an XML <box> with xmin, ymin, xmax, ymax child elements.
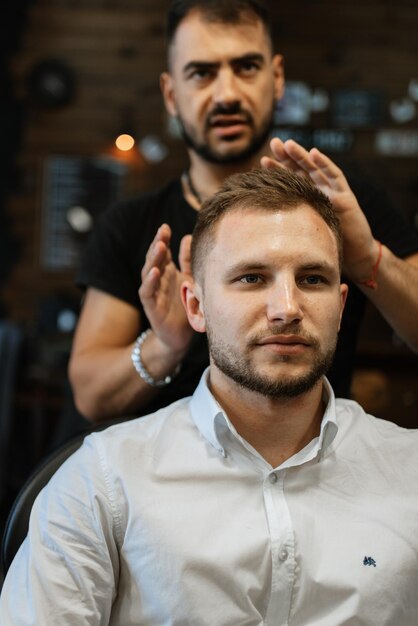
<box><xmin>69</xmin><ymin>0</ymin><xmax>418</xmax><ymax>423</ymax></box>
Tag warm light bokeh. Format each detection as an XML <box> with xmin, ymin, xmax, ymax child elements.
<box><xmin>115</xmin><ymin>133</ymin><xmax>135</xmax><ymax>151</ymax></box>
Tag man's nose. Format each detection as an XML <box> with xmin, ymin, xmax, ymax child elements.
<box><xmin>266</xmin><ymin>280</ymin><xmax>303</xmax><ymax>324</ymax></box>
<box><xmin>212</xmin><ymin>69</ymin><xmax>241</xmax><ymax>106</ymax></box>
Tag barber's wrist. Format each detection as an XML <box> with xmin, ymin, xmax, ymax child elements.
<box><xmin>131</xmin><ymin>329</ymin><xmax>182</xmax><ymax>388</ymax></box>
<box><xmin>346</xmin><ymin>240</ymin><xmax>383</xmax><ymax>287</ymax></box>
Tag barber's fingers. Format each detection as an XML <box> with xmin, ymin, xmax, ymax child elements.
<box><xmin>283</xmin><ymin>141</ymin><xmax>348</xmax><ymax>191</ymax></box>
<box><xmin>139</xmin><ymin>265</ymin><xmax>162</xmax><ymax>303</ymax></box>
<box><xmin>141</xmin><ymin>224</ymin><xmax>173</xmax><ymax>282</ymax></box>
<box><xmin>308</xmin><ymin>147</ymin><xmax>348</xmax><ymax>190</ymax></box>
<box><xmin>154</xmin><ymin>222</ymin><xmax>171</xmax><ymax>244</ymax></box>
<box><xmin>281</xmin><ymin>139</ymin><xmax>323</xmax><ymax>178</ymax></box>
<box><xmin>270</xmin><ymin>137</ymin><xmax>301</xmax><ymax>169</ymax></box>
<box><xmin>179</xmin><ymin>234</ymin><xmax>192</xmax><ymax>276</ymax></box>
<box><xmin>261</xmin><ymin>137</ymin><xmax>297</xmax><ymax>171</ymax></box>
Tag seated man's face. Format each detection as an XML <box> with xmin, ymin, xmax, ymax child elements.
<box><xmin>193</xmin><ymin>204</ymin><xmax>348</xmax><ymax>398</ymax></box>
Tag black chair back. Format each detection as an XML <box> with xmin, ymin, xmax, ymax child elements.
<box><xmin>1</xmin><ymin>433</ymin><xmax>85</xmax><ymax>576</ymax></box>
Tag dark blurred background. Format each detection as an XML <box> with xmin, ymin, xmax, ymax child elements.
<box><xmin>1</xmin><ymin>0</ymin><xmax>417</xmax><ymax>532</ymax></box>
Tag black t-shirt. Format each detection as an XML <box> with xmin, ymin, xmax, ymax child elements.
<box><xmin>77</xmin><ymin>177</ymin><xmax>418</xmax><ymax>410</ymax></box>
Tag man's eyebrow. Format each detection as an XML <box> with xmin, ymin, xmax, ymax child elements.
<box><xmin>300</xmin><ymin>262</ymin><xmax>336</xmax><ymax>272</ymax></box>
<box><xmin>223</xmin><ymin>261</ymin><xmax>270</xmax><ymax>277</ymax></box>
<box><xmin>223</xmin><ymin>260</ymin><xmax>339</xmax><ymax>278</ymax></box>
<box><xmin>183</xmin><ymin>53</ymin><xmax>265</xmax><ymax>75</ymax></box>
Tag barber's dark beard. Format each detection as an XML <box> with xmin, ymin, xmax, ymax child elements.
<box><xmin>207</xmin><ymin>326</ymin><xmax>337</xmax><ymax>399</ymax></box>
<box><xmin>177</xmin><ymin>101</ymin><xmax>275</xmax><ymax>165</ymax></box>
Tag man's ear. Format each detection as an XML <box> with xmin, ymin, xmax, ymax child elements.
<box><xmin>181</xmin><ymin>279</ymin><xmax>206</xmax><ymax>333</ymax></box>
<box><xmin>160</xmin><ymin>72</ymin><xmax>178</xmax><ymax>117</ymax></box>
<box><xmin>272</xmin><ymin>54</ymin><xmax>285</xmax><ymax>102</ymax></box>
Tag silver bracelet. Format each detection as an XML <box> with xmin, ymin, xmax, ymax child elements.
<box><xmin>131</xmin><ymin>329</ymin><xmax>180</xmax><ymax>388</ymax></box>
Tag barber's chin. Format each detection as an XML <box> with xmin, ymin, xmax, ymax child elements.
<box><xmin>210</xmin><ymin>142</ymin><xmax>253</xmax><ymax>162</ymax></box>
<box><xmin>208</xmin><ymin>128</ymin><xmax>249</xmax><ymax>146</ymax></box>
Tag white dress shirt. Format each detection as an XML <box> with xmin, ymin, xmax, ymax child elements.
<box><xmin>1</xmin><ymin>371</ymin><xmax>418</xmax><ymax>625</ymax></box>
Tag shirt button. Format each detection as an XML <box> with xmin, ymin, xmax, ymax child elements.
<box><xmin>279</xmin><ymin>548</ymin><xmax>289</xmax><ymax>562</ymax></box>
<box><xmin>269</xmin><ymin>472</ymin><xmax>278</xmax><ymax>484</ymax></box>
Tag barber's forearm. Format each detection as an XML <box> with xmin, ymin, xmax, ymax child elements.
<box><xmin>69</xmin><ymin>345</ymin><xmax>158</xmax><ymax>422</ymax></box>
<box><xmin>356</xmin><ymin>245</ymin><xmax>418</xmax><ymax>352</ymax></box>
<box><xmin>69</xmin><ymin>333</ymin><xmax>186</xmax><ymax>422</ymax></box>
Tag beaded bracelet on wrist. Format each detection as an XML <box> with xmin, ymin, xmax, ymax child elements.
<box><xmin>131</xmin><ymin>329</ymin><xmax>181</xmax><ymax>388</ymax></box>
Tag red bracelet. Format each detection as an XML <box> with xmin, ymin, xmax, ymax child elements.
<box><xmin>358</xmin><ymin>241</ymin><xmax>382</xmax><ymax>290</ymax></box>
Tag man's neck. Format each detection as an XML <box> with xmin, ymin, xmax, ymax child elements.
<box><xmin>208</xmin><ymin>370</ymin><xmax>326</xmax><ymax>468</ymax></box>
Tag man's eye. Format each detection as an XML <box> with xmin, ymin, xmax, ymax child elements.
<box><xmin>301</xmin><ymin>275</ymin><xmax>324</xmax><ymax>286</ymax></box>
<box><xmin>239</xmin><ymin>274</ymin><xmax>261</xmax><ymax>284</ymax></box>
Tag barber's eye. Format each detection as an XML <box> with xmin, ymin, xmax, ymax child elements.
<box><xmin>237</xmin><ymin>62</ymin><xmax>260</xmax><ymax>76</ymax></box>
<box><xmin>193</xmin><ymin>70</ymin><xmax>209</xmax><ymax>78</ymax></box>
<box><xmin>189</xmin><ymin>68</ymin><xmax>214</xmax><ymax>82</ymax></box>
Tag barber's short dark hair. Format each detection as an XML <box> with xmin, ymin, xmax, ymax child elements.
<box><xmin>167</xmin><ymin>0</ymin><xmax>272</xmax><ymax>48</ymax></box>
<box><xmin>191</xmin><ymin>167</ymin><xmax>343</xmax><ymax>281</ymax></box>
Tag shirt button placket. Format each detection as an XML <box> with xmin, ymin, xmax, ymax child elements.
<box><xmin>264</xmin><ymin>469</ymin><xmax>295</xmax><ymax>626</ymax></box>
<box><xmin>269</xmin><ymin>472</ymin><xmax>278</xmax><ymax>484</ymax></box>
<box><xmin>278</xmin><ymin>547</ymin><xmax>289</xmax><ymax>562</ymax></box>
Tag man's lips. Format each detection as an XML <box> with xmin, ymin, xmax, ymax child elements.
<box><xmin>257</xmin><ymin>334</ymin><xmax>311</xmax><ymax>346</ymax></box>
<box><xmin>255</xmin><ymin>335</ymin><xmax>311</xmax><ymax>354</ymax></box>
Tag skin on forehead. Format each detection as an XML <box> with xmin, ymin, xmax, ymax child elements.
<box><xmin>168</xmin><ymin>8</ymin><xmax>273</xmax><ymax>71</ymax></box>
<box><xmin>197</xmin><ymin>204</ymin><xmax>342</xmax><ymax>288</ymax></box>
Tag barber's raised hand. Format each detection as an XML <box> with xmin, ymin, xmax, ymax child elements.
<box><xmin>261</xmin><ymin>137</ymin><xmax>380</xmax><ymax>283</ymax></box>
<box><xmin>139</xmin><ymin>224</ymin><xmax>194</xmax><ymax>355</ymax></box>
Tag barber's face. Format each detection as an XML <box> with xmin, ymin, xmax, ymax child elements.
<box><xmin>161</xmin><ymin>11</ymin><xmax>284</xmax><ymax>164</ymax></box>
<box><xmin>184</xmin><ymin>206</ymin><xmax>348</xmax><ymax>399</ymax></box>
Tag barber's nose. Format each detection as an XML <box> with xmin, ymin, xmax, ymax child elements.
<box><xmin>266</xmin><ymin>280</ymin><xmax>303</xmax><ymax>324</ymax></box>
<box><xmin>212</xmin><ymin>69</ymin><xmax>240</xmax><ymax>105</ymax></box>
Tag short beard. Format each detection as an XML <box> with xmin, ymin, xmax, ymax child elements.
<box><xmin>177</xmin><ymin>103</ymin><xmax>275</xmax><ymax>165</ymax></box>
<box><xmin>207</xmin><ymin>329</ymin><xmax>337</xmax><ymax>399</ymax></box>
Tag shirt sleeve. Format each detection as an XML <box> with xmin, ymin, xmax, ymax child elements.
<box><xmin>0</xmin><ymin>436</ymin><xmax>121</xmax><ymax>626</ymax></box>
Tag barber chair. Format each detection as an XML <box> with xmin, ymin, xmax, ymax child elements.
<box><xmin>1</xmin><ymin>432</ymin><xmax>85</xmax><ymax>577</ymax></box>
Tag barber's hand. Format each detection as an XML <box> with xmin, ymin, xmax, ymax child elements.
<box><xmin>139</xmin><ymin>224</ymin><xmax>194</xmax><ymax>355</ymax></box>
<box><xmin>261</xmin><ymin>137</ymin><xmax>380</xmax><ymax>282</ymax></box>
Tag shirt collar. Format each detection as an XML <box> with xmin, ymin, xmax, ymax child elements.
<box><xmin>315</xmin><ymin>377</ymin><xmax>338</xmax><ymax>461</ymax></box>
<box><xmin>190</xmin><ymin>368</ymin><xmax>228</xmax><ymax>457</ymax></box>
<box><xmin>189</xmin><ymin>368</ymin><xmax>339</xmax><ymax>463</ymax></box>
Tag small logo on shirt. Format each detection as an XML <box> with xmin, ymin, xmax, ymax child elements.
<box><xmin>363</xmin><ymin>556</ymin><xmax>376</xmax><ymax>567</ymax></box>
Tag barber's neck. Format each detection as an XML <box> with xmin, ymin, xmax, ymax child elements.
<box><xmin>184</xmin><ymin>143</ymin><xmax>271</xmax><ymax>209</ymax></box>
<box><xmin>208</xmin><ymin>367</ymin><xmax>326</xmax><ymax>468</ymax></box>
